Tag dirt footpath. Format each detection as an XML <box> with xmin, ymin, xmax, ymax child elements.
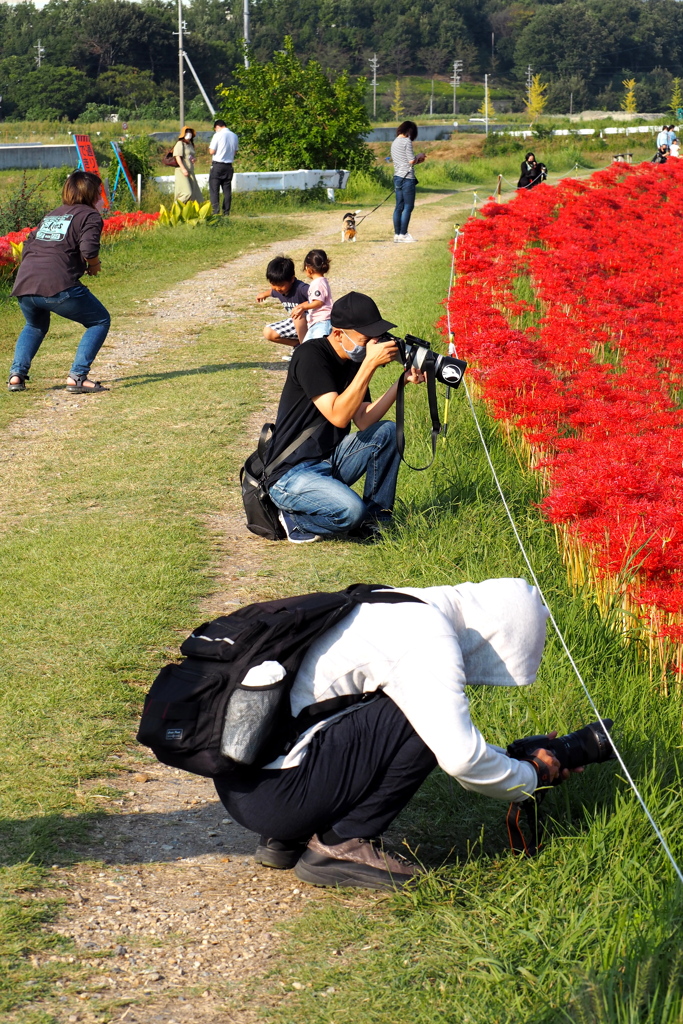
<box><xmin>8</xmin><ymin>192</ymin><xmax>470</xmax><ymax>1024</ymax></box>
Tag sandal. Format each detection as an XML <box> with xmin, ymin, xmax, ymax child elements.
<box><xmin>66</xmin><ymin>374</ymin><xmax>107</xmax><ymax>394</ymax></box>
<box><xmin>8</xmin><ymin>374</ymin><xmax>29</xmax><ymax>392</ymax></box>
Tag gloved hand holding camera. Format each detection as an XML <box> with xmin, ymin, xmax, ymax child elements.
<box><xmin>508</xmin><ymin>719</ymin><xmax>616</xmax><ymax>789</ymax></box>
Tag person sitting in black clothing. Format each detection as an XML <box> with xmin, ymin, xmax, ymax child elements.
<box><xmin>264</xmin><ymin>291</ymin><xmax>425</xmax><ymax>544</ymax></box>
<box><xmin>652</xmin><ymin>145</ymin><xmax>669</xmax><ymax>165</ymax></box>
<box><xmin>517</xmin><ymin>152</ymin><xmax>547</xmax><ymax>189</ymax></box>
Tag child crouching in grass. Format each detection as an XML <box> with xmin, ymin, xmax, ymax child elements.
<box><xmin>293</xmin><ymin>249</ymin><xmax>333</xmax><ymax>342</ymax></box>
<box><xmin>256</xmin><ymin>255</ymin><xmax>310</xmax><ymax>361</ymax></box>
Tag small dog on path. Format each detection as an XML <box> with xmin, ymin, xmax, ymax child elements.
<box><xmin>341</xmin><ymin>211</ymin><xmax>361</xmax><ymax>243</ymax></box>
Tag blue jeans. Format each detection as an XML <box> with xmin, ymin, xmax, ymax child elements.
<box><xmin>393</xmin><ymin>176</ymin><xmax>416</xmax><ymax>235</ymax></box>
<box><xmin>11</xmin><ymin>284</ymin><xmax>111</xmax><ymax>380</ymax></box>
<box><xmin>268</xmin><ymin>420</ymin><xmax>401</xmax><ymax>537</ymax></box>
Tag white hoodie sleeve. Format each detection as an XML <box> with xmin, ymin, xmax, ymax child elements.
<box><xmin>383</xmin><ymin>631</ymin><xmax>538</xmax><ymax>803</ymax></box>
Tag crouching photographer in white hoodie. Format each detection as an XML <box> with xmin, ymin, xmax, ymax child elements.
<box><xmin>215</xmin><ymin>578</ymin><xmax>572</xmax><ymax>890</ymax></box>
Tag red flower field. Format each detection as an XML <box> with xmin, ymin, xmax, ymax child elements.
<box><xmin>0</xmin><ymin>210</ymin><xmax>159</xmax><ymax>278</ymax></box>
<box><xmin>444</xmin><ymin>160</ymin><xmax>683</xmax><ymax>682</ymax></box>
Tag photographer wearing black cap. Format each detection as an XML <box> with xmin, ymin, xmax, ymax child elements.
<box><xmin>265</xmin><ymin>291</ymin><xmax>424</xmax><ymax>542</ymax></box>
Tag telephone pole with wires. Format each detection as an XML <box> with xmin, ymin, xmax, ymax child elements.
<box><xmin>34</xmin><ymin>40</ymin><xmax>45</xmax><ymax>68</ymax></box>
<box><xmin>243</xmin><ymin>0</ymin><xmax>250</xmax><ymax>68</ymax></box>
<box><xmin>369</xmin><ymin>54</ymin><xmax>379</xmax><ymax>119</ymax></box>
<box><xmin>173</xmin><ymin>0</ymin><xmax>187</xmax><ymax>130</ymax></box>
<box><xmin>451</xmin><ymin>59</ymin><xmax>463</xmax><ymax>116</ymax></box>
<box><xmin>526</xmin><ymin>64</ymin><xmax>533</xmax><ymax>111</ymax></box>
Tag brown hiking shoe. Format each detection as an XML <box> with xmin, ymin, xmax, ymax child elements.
<box><xmin>294</xmin><ymin>834</ymin><xmax>419</xmax><ymax>891</ymax></box>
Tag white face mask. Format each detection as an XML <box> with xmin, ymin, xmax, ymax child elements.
<box><xmin>340</xmin><ymin>331</ymin><xmax>366</xmax><ymax>362</ymax></box>
<box><xmin>184</xmin><ymin>133</ymin><xmax>193</xmax><ymax>142</ymax></box>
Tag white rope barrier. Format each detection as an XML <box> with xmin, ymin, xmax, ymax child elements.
<box><xmin>446</xmin><ymin>227</ymin><xmax>683</xmax><ymax>885</ymax></box>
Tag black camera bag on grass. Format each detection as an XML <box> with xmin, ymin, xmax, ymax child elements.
<box><xmin>136</xmin><ymin>584</ymin><xmax>423</xmax><ymax>777</ymax></box>
<box><xmin>240</xmin><ymin>418</ymin><xmax>325</xmax><ymax>541</ymax></box>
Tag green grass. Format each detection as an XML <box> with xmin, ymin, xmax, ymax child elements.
<box><xmin>2</xmin><ymin>195</ymin><xmax>683</xmax><ymax>1022</ymax></box>
<box><xmin>0</xmin><ymin>215</ymin><xmax>304</xmax><ymax>430</ymax></box>
<box><xmin>237</xmin><ymin>230</ymin><xmax>683</xmax><ymax>1024</ymax></box>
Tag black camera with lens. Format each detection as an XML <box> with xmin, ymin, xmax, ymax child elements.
<box><xmin>507</xmin><ymin>719</ymin><xmax>616</xmax><ymax>779</ymax></box>
<box><xmin>378</xmin><ymin>333</ymin><xmax>467</xmax><ymax>388</ymax></box>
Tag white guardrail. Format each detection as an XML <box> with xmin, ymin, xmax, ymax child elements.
<box><xmin>505</xmin><ymin>124</ymin><xmax>671</xmax><ymax>139</ymax></box>
<box><xmin>154</xmin><ymin>168</ymin><xmax>350</xmax><ymax>194</ymax></box>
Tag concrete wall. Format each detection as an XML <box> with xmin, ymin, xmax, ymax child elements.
<box><xmin>149</xmin><ymin>132</ymin><xmax>213</xmax><ymax>144</ymax></box>
<box><xmin>365</xmin><ymin>124</ymin><xmax>457</xmax><ymax>142</ymax></box>
<box><xmin>153</xmin><ymin>168</ymin><xmax>350</xmax><ymax>193</ymax></box>
<box><xmin>0</xmin><ymin>144</ymin><xmax>78</xmax><ymax>169</ymax></box>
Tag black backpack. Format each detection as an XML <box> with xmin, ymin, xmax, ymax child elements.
<box><xmin>136</xmin><ymin>584</ymin><xmax>423</xmax><ymax>777</ymax></box>
<box><xmin>240</xmin><ymin>418</ymin><xmax>325</xmax><ymax>541</ymax></box>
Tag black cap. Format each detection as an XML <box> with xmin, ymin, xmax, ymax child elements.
<box><xmin>330</xmin><ymin>291</ymin><xmax>396</xmax><ymax>337</ymax></box>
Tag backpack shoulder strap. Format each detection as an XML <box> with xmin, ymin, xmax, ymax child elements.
<box><xmin>289</xmin><ymin>586</ymin><xmax>426</xmax><ymax>737</ymax></box>
<box><xmin>344</xmin><ymin>583</ymin><xmax>425</xmax><ymax>606</ymax></box>
<box><xmin>261</xmin><ymin>415</ymin><xmax>327</xmax><ymax>477</ymax></box>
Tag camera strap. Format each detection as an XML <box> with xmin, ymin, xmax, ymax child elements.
<box><xmin>395</xmin><ymin>364</ymin><xmax>441</xmax><ymax>471</ymax></box>
<box><xmin>506</xmin><ymin>798</ymin><xmax>545</xmax><ymax>857</ymax></box>
<box><xmin>505</xmin><ymin>756</ymin><xmax>552</xmax><ymax>856</ymax></box>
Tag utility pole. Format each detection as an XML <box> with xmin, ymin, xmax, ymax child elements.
<box><xmin>369</xmin><ymin>54</ymin><xmax>379</xmax><ymax>119</ymax></box>
<box><xmin>175</xmin><ymin>0</ymin><xmax>185</xmax><ymax>130</ymax></box>
<box><xmin>430</xmin><ymin>77</ymin><xmax>434</xmax><ymax>116</ymax></box>
<box><xmin>485</xmin><ymin>74</ymin><xmax>489</xmax><ymax>136</ymax></box>
<box><xmin>451</xmin><ymin>59</ymin><xmax>463</xmax><ymax>117</ymax></box>
<box><xmin>243</xmin><ymin>0</ymin><xmax>250</xmax><ymax>68</ymax></box>
<box><xmin>526</xmin><ymin>64</ymin><xmax>533</xmax><ymax>111</ymax></box>
<box><xmin>570</xmin><ymin>91</ymin><xmax>573</xmax><ymax>115</ymax></box>
<box><xmin>34</xmin><ymin>39</ymin><xmax>45</xmax><ymax>68</ymax></box>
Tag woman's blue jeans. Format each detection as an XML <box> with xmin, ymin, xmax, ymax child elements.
<box><xmin>268</xmin><ymin>420</ymin><xmax>401</xmax><ymax>537</ymax></box>
<box><xmin>10</xmin><ymin>284</ymin><xmax>111</xmax><ymax>379</ymax></box>
<box><xmin>393</xmin><ymin>175</ymin><xmax>416</xmax><ymax>235</ymax></box>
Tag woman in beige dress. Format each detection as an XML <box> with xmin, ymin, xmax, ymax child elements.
<box><xmin>173</xmin><ymin>126</ymin><xmax>203</xmax><ymax>203</ymax></box>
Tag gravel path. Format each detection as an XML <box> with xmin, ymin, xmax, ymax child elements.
<box><xmin>7</xmin><ymin>193</ymin><xmax>467</xmax><ymax>1024</ymax></box>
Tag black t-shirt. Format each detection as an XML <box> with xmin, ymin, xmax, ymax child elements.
<box><xmin>266</xmin><ymin>337</ymin><xmax>370</xmax><ymax>484</ymax></box>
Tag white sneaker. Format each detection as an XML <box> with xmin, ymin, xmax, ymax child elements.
<box><xmin>278</xmin><ymin>510</ymin><xmax>320</xmax><ymax>544</ymax></box>
<box><xmin>402</xmin><ymin>233</ymin><xmax>416</xmax><ymax>242</ymax></box>
<box><xmin>393</xmin><ymin>234</ymin><xmax>402</xmax><ymax>242</ymax></box>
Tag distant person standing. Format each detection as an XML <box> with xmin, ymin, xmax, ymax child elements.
<box><xmin>8</xmin><ymin>171</ymin><xmax>110</xmax><ymax>394</ymax></box>
<box><xmin>390</xmin><ymin>121</ymin><xmax>426</xmax><ymax>243</ymax></box>
<box><xmin>656</xmin><ymin>125</ymin><xmax>670</xmax><ymax>151</ymax></box>
<box><xmin>173</xmin><ymin>126</ymin><xmax>203</xmax><ymax>203</ymax></box>
<box><xmin>209</xmin><ymin>119</ymin><xmax>239</xmax><ymax>216</ymax></box>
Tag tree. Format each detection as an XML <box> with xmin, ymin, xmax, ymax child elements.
<box><xmin>526</xmin><ymin>73</ymin><xmax>547</xmax><ymax>119</ymax></box>
<box><xmin>216</xmin><ymin>38</ymin><xmax>372</xmax><ymax>171</ymax></box>
<box><xmin>621</xmin><ymin>77</ymin><xmax>637</xmax><ymax>113</ymax></box>
<box><xmin>418</xmin><ymin>46</ymin><xmax>448</xmax><ymax>78</ymax></box>
<box><xmin>390</xmin><ymin>79</ymin><xmax>405</xmax><ymax>119</ymax></box>
<box><xmin>9</xmin><ymin>64</ymin><xmax>93</xmax><ymax>120</ymax></box>
<box><xmin>670</xmin><ymin>77</ymin><xmax>683</xmax><ymax>119</ymax></box>
<box><xmin>479</xmin><ymin>87</ymin><xmax>494</xmax><ymax>120</ymax></box>
<box><xmin>97</xmin><ymin>64</ymin><xmax>158</xmax><ymax>109</ymax></box>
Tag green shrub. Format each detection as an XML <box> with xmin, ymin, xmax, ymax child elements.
<box><xmin>0</xmin><ymin>174</ymin><xmax>49</xmax><ymax>234</ymax></box>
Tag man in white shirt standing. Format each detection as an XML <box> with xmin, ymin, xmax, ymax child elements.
<box><xmin>656</xmin><ymin>125</ymin><xmax>670</xmax><ymax>151</ymax></box>
<box><xmin>208</xmin><ymin>118</ymin><xmax>239</xmax><ymax>216</ymax></box>
<box><xmin>214</xmin><ymin>578</ymin><xmax>581</xmax><ymax>891</ymax></box>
